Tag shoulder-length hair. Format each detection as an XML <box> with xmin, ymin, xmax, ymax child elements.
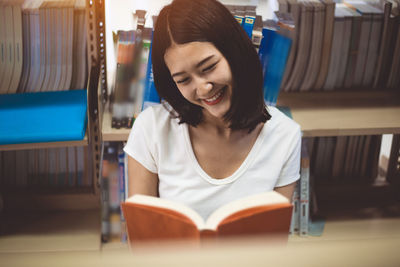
<box><xmin>152</xmin><ymin>0</ymin><xmax>270</xmax><ymax>132</ymax></box>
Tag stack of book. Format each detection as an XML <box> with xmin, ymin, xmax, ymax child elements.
<box><xmin>308</xmin><ymin>135</ymin><xmax>382</xmax><ymax>184</ymax></box>
<box><xmin>278</xmin><ymin>0</ymin><xmax>400</xmax><ymax>92</ymax></box>
<box><xmin>0</xmin><ymin>146</ymin><xmax>92</xmax><ymax>190</ymax></box>
<box><xmin>0</xmin><ymin>0</ymin><xmax>88</xmax><ymax>95</ymax></box>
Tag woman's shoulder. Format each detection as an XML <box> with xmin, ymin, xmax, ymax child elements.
<box><xmin>136</xmin><ymin>103</ymin><xmax>168</xmax><ymax>119</ymax></box>
<box><xmin>134</xmin><ymin>103</ymin><xmax>180</xmax><ymax>131</ymax></box>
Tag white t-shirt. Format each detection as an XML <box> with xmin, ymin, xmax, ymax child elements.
<box><xmin>124</xmin><ymin>104</ymin><xmax>301</xmax><ymax>220</ymax></box>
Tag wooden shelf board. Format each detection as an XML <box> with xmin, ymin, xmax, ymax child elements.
<box><xmin>0</xmin><ymin>209</ymin><xmax>101</xmax><ymax>253</ymax></box>
<box><xmin>0</xmin><ymin>133</ymin><xmax>88</xmax><ymax>151</ymax></box>
<box><xmin>2</xmin><ymin>235</ymin><xmax>400</xmax><ymax>266</ymax></box>
<box><xmin>101</xmin><ymin>91</ymin><xmax>400</xmax><ymax>140</ymax></box>
<box><xmin>101</xmin><ymin>110</ymin><xmax>131</xmax><ymax>142</ymax></box>
<box><xmin>277</xmin><ymin>90</ymin><xmax>400</xmax><ymax>137</ymax></box>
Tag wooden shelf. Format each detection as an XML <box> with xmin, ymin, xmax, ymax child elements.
<box><xmin>277</xmin><ymin>90</ymin><xmax>400</xmax><ymax>137</ymax></box>
<box><xmin>101</xmin><ymin>110</ymin><xmax>131</xmax><ymax>142</ymax></box>
<box><xmin>0</xmin><ymin>133</ymin><xmax>88</xmax><ymax>151</ymax></box>
<box><xmin>0</xmin><ymin>209</ymin><xmax>101</xmax><ymax>253</ymax></box>
<box><xmin>101</xmin><ymin>90</ymin><xmax>400</xmax><ymax>141</ymax></box>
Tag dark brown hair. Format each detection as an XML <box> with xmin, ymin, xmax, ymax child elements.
<box><xmin>152</xmin><ymin>0</ymin><xmax>270</xmax><ymax>131</ymax></box>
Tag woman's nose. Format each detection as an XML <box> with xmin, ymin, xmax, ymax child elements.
<box><xmin>195</xmin><ymin>78</ymin><xmax>213</xmax><ymax>95</ymax></box>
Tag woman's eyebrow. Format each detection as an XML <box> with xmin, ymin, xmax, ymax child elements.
<box><xmin>196</xmin><ymin>55</ymin><xmax>214</xmax><ymax>68</ymax></box>
<box><xmin>171</xmin><ymin>71</ymin><xmax>185</xmax><ymax>78</ymax></box>
<box><xmin>171</xmin><ymin>55</ymin><xmax>215</xmax><ymax>78</ymax></box>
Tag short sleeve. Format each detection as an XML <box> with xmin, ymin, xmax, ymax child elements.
<box><xmin>123</xmin><ymin>111</ymin><xmax>158</xmax><ymax>174</ymax></box>
<box><xmin>274</xmin><ymin>125</ymin><xmax>301</xmax><ymax>187</ymax></box>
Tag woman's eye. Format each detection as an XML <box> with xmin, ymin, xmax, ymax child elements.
<box><xmin>202</xmin><ymin>62</ymin><xmax>218</xmax><ymax>72</ymax></box>
<box><xmin>176</xmin><ymin>77</ymin><xmax>189</xmax><ymax>84</ymax></box>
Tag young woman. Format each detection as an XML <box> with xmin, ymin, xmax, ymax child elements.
<box><xmin>124</xmin><ymin>0</ymin><xmax>301</xmax><ymax>220</ymax></box>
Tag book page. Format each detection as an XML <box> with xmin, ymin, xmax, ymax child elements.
<box><xmin>206</xmin><ymin>191</ymin><xmax>289</xmax><ymax>230</ymax></box>
<box><xmin>126</xmin><ymin>194</ymin><xmax>206</xmax><ymax>229</ymax></box>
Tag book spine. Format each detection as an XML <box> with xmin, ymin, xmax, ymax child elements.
<box><xmin>101</xmin><ymin>165</ymin><xmax>110</xmax><ymax>243</ymax></box>
<box><xmin>313</xmin><ymin>1</ymin><xmax>335</xmax><ymax>90</ymax></box>
<box><xmin>264</xmin><ymin>32</ymin><xmax>292</xmax><ymax>106</ymax></box>
<box><xmin>142</xmin><ymin>30</ymin><xmax>160</xmax><ymax>110</ymax></box>
<box><xmin>134</xmin><ymin>29</ymin><xmax>152</xmax><ymax>116</ymax></box>
<box><xmin>67</xmin><ymin>147</ymin><xmax>76</xmax><ymax>186</ymax></box>
<box><xmin>112</xmin><ymin>30</ymin><xmax>136</xmax><ymax>128</ymax></box>
<box><xmin>124</xmin><ymin>145</ymin><xmax>129</xmax><ymax>199</ymax></box>
<box><xmin>76</xmin><ymin>146</ymin><xmax>84</xmax><ymax>186</ymax></box>
<box><xmin>233</xmin><ymin>6</ymin><xmax>245</xmax><ymax>26</ymax></box>
<box><xmin>109</xmin><ymin>159</ymin><xmax>120</xmax><ymax>212</ymax></box>
<box><xmin>243</xmin><ymin>12</ymin><xmax>256</xmax><ymax>39</ymax></box>
<box><xmin>1</xmin><ymin>6</ymin><xmax>14</xmax><ymax>92</ymax></box>
<box><xmin>300</xmin><ymin>138</ymin><xmax>310</xmax><ymax>236</ymax></box>
<box><xmin>251</xmin><ymin>15</ymin><xmax>263</xmax><ymax>48</ymax></box>
<box><xmin>15</xmin><ymin>150</ymin><xmax>27</xmax><ymax>187</ymax></box>
<box><xmin>8</xmin><ymin>4</ymin><xmax>23</xmax><ymax>94</ymax></box>
<box><xmin>58</xmin><ymin>147</ymin><xmax>67</xmax><ymax>187</ymax></box>
<box><xmin>118</xmin><ymin>146</ymin><xmax>127</xmax><ymax>243</ymax></box>
<box><xmin>48</xmin><ymin>148</ymin><xmax>57</xmax><ymax>187</ymax></box>
<box><xmin>373</xmin><ymin>0</ymin><xmax>392</xmax><ymax>88</ymax></box>
<box><xmin>259</xmin><ymin>28</ymin><xmax>274</xmax><ymax>79</ymax></box>
<box><xmin>289</xmin><ymin>180</ymin><xmax>300</xmax><ymax>235</ymax></box>
<box><xmin>102</xmin><ymin>143</ymin><xmax>120</xmax><ymax>242</ymax></box>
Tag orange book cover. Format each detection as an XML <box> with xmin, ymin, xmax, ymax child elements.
<box><xmin>121</xmin><ymin>191</ymin><xmax>293</xmax><ymax>244</ymax></box>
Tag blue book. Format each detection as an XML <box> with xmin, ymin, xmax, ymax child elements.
<box><xmin>243</xmin><ymin>14</ymin><xmax>256</xmax><ymax>38</ymax></box>
<box><xmin>118</xmin><ymin>147</ymin><xmax>127</xmax><ymax>243</ymax></box>
<box><xmin>142</xmin><ymin>30</ymin><xmax>160</xmax><ymax>111</ymax></box>
<box><xmin>0</xmin><ymin>89</ymin><xmax>87</xmax><ymax>145</ymax></box>
<box><xmin>259</xmin><ymin>28</ymin><xmax>291</xmax><ymax>106</ymax></box>
<box><xmin>233</xmin><ymin>7</ymin><xmax>245</xmax><ymax>26</ymax></box>
<box><xmin>258</xmin><ymin>28</ymin><xmax>275</xmax><ymax>78</ymax></box>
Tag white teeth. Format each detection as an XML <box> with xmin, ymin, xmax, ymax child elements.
<box><xmin>205</xmin><ymin>91</ymin><xmax>222</xmax><ymax>102</ymax></box>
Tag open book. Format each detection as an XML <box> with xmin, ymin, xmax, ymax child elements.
<box><xmin>121</xmin><ymin>191</ymin><xmax>293</xmax><ymax>243</ymax></box>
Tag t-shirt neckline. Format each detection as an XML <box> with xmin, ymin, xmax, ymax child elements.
<box><xmin>182</xmin><ymin>122</ymin><xmax>268</xmax><ymax>185</ymax></box>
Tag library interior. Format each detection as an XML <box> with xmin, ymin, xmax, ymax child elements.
<box><xmin>0</xmin><ymin>0</ymin><xmax>400</xmax><ymax>265</ymax></box>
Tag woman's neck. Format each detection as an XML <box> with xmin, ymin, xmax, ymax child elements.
<box><xmin>195</xmin><ymin>111</ymin><xmax>264</xmax><ymax>141</ymax></box>
<box><xmin>199</xmin><ymin>110</ymin><xmax>235</xmax><ymax>139</ymax></box>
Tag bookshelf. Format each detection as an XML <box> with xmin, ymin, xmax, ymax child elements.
<box><xmin>0</xmin><ymin>0</ymin><xmax>106</xmax><ymax>254</ymax></box>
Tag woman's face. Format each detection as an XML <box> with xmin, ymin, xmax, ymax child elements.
<box><xmin>164</xmin><ymin>41</ymin><xmax>233</xmax><ymax>120</ymax></box>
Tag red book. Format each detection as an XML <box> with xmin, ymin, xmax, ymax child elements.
<box><xmin>121</xmin><ymin>191</ymin><xmax>293</xmax><ymax>244</ymax></box>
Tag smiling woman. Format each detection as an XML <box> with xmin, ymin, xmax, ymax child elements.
<box><xmin>151</xmin><ymin>0</ymin><xmax>269</xmax><ymax>130</ymax></box>
<box><xmin>123</xmin><ymin>0</ymin><xmax>301</xmax><ymax>222</ymax></box>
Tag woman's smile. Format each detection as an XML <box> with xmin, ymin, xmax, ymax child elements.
<box><xmin>202</xmin><ymin>86</ymin><xmax>226</xmax><ymax>105</ymax></box>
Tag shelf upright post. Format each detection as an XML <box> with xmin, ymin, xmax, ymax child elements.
<box><xmin>300</xmin><ymin>137</ymin><xmax>310</xmax><ymax>236</ymax></box>
<box><xmin>86</xmin><ymin>0</ymin><xmax>107</xmax><ymax>194</ymax></box>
